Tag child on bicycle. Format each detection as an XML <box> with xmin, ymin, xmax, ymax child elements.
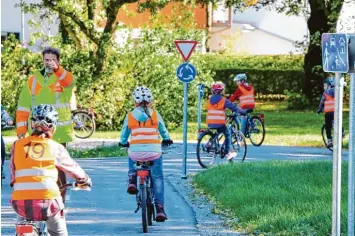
<box><xmin>229</xmin><ymin>73</ymin><xmax>255</xmax><ymax>135</ymax></box>
<box><xmin>207</xmin><ymin>82</ymin><xmax>246</xmax><ymax>160</ymax></box>
<box><xmin>317</xmin><ymin>77</ymin><xmax>335</xmax><ymax>147</ymax></box>
<box><xmin>10</xmin><ymin>104</ymin><xmax>92</xmax><ymax>236</ymax></box>
<box><xmin>1</xmin><ymin>104</ymin><xmax>14</xmax><ymax>179</ymax></box>
<box><xmin>119</xmin><ymin>86</ymin><xmax>173</xmax><ymax>222</ymax></box>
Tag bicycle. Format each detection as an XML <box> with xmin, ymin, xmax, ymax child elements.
<box><xmin>196</xmin><ymin>115</ymin><xmax>247</xmax><ymax>169</ymax></box>
<box><xmin>72</xmin><ymin>108</ymin><xmax>96</xmax><ymax>139</ymax></box>
<box><xmin>134</xmin><ymin>161</ymin><xmax>156</xmax><ymax>233</ymax></box>
<box><xmin>14</xmin><ymin>182</ymin><xmax>91</xmax><ymax>236</ymax></box>
<box><xmin>232</xmin><ymin>112</ymin><xmax>265</xmax><ymax>146</ymax></box>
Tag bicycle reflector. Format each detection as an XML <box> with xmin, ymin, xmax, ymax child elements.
<box><xmin>197</xmin><ymin>129</ymin><xmax>205</xmax><ymax>133</ymax></box>
<box><xmin>16</xmin><ymin>225</ymin><xmax>33</xmax><ymax>234</ymax></box>
<box><xmin>259</xmin><ymin>113</ymin><xmax>264</xmax><ymax>123</ymax></box>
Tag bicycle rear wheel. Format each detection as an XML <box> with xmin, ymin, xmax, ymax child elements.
<box><xmin>140</xmin><ymin>185</ymin><xmax>148</xmax><ymax>233</ymax></box>
<box><xmin>322</xmin><ymin>124</ymin><xmax>333</xmax><ymax>151</ymax></box>
<box><xmin>231</xmin><ymin>131</ymin><xmax>247</xmax><ymax>162</ymax></box>
<box><xmin>196</xmin><ymin>131</ymin><xmax>217</xmax><ymax>169</ymax></box>
<box><xmin>147</xmin><ymin>181</ymin><xmax>155</xmax><ymax>226</ymax></box>
<box><xmin>248</xmin><ymin>116</ymin><xmax>265</xmax><ymax>146</ymax></box>
<box><xmin>73</xmin><ymin>111</ymin><xmax>96</xmax><ymax>139</ymax></box>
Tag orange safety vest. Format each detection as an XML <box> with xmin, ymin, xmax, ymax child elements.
<box><xmin>238</xmin><ymin>86</ymin><xmax>255</xmax><ymax>109</ymax></box>
<box><xmin>324</xmin><ymin>93</ymin><xmax>335</xmax><ymax>113</ymax></box>
<box><xmin>11</xmin><ymin>136</ymin><xmax>60</xmax><ymax>200</ymax></box>
<box><xmin>127</xmin><ymin>109</ymin><xmax>161</xmax><ymax>145</ymax></box>
<box><xmin>206</xmin><ymin>97</ymin><xmax>226</xmax><ymax>125</ymax></box>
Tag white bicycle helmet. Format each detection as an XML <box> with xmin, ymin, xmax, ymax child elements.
<box><xmin>31</xmin><ymin>104</ymin><xmax>59</xmax><ymax>132</ymax></box>
<box><xmin>132</xmin><ymin>86</ymin><xmax>153</xmax><ymax>104</ymax></box>
<box><xmin>233</xmin><ymin>73</ymin><xmax>247</xmax><ymax>82</ymax></box>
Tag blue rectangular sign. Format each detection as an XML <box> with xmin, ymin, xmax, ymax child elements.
<box><xmin>322</xmin><ymin>33</ymin><xmax>349</xmax><ymax>73</ymax></box>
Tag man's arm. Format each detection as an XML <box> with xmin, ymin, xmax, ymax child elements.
<box><xmin>55</xmin><ymin>144</ymin><xmax>88</xmax><ymax>182</ymax></box>
<box><xmin>55</xmin><ymin>66</ymin><xmax>74</xmax><ymax>88</ymax></box>
<box><xmin>119</xmin><ymin>115</ymin><xmax>131</xmax><ymax>145</ymax></box>
<box><xmin>229</xmin><ymin>88</ymin><xmax>242</xmax><ymax>103</ymax></box>
<box><xmin>16</xmin><ymin>77</ymin><xmax>32</xmax><ymax>136</ymax></box>
<box><xmin>10</xmin><ymin>143</ymin><xmax>16</xmax><ymax>186</ymax></box>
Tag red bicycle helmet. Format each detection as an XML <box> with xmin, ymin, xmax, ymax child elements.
<box><xmin>211</xmin><ymin>82</ymin><xmax>225</xmax><ymax>94</ymax></box>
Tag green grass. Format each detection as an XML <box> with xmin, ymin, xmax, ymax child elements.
<box><xmin>3</xmin><ymin>101</ymin><xmax>350</xmax><ymax>147</ymax></box>
<box><xmin>193</xmin><ymin>161</ymin><xmax>349</xmax><ymax>235</ymax></box>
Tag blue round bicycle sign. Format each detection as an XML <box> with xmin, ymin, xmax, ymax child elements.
<box><xmin>176</xmin><ymin>62</ymin><xmax>197</xmax><ymax>83</ymax></box>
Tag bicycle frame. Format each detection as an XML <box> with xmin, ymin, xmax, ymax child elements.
<box><xmin>16</xmin><ymin>221</ymin><xmax>46</xmax><ymax>236</ymax></box>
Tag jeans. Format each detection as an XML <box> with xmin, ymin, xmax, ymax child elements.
<box><xmin>1</xmin><ymin>136</ymin><xmax>5</xmax><ymax>173</ymax></box>
<box><xmin>128</xmin><ymin>157</ymin><xmax>164</xmax><ymax>205</ymax></box>
<box><xmin>17</xmin><ymin>212</ymin><xmax>68</xmax><ymax>236</ymax></box>
<box><xmin>216</xmin><ymin>126</ymin><xmax>231</xmax><ymax>153</ymax></box>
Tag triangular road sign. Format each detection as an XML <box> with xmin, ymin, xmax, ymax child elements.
<box><xmin>174</xmin><ymin>40</ymin><xmax>198</xmax><ymax>62</ymax></box>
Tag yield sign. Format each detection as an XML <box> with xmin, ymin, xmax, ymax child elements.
<box><xmin>174</xmin><ymin>40</ymin><xmax>198</xmax><ymax>62</ymax></box>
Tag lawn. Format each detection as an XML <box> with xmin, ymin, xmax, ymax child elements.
<box><xmin>2</xmin><ymin>101</ymin><xmax>350</xmax><ymax>147</ymax></box>
<box><xmin>193</xmin><ymin>161</ymin><xmax>349</xmax><ymax>235</ymax></box>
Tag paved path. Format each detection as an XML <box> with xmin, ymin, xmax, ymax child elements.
<box><xmin>1</xmin><ymin>138</ymin><xmax>348</xmax><ymax>235</ymax></box>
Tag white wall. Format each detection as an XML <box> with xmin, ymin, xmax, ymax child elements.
<box><xmin>232</xmin><ymin>7</ymin><xmax>308</xmax><ymax>42</ymax></box>
<box><xmin>209</xmin><ymin>23</ymin><xmax>300</xmax><ymax>55</ymax></box>
<box><xmin>1</xmin><ymin>0</ymin><xmax>59</xmax><ymax>50</ymax></box>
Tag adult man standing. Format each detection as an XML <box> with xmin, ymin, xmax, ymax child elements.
<box><xmin>16</xmin><ymin>47</ymin><xmax>75</xmax><ymax>201</ymax></box>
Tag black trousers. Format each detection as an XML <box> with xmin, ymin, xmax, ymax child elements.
<box><xmin>1</xmin><ymin>136</ymin><xmax>5</xmax><ymax>172</ymax></box>
<box><xmin>325</xmin><ymin>113</ymin><xmax>334</xmax><ymax>140</ymax></box>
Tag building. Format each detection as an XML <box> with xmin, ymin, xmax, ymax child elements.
<box><xmin>1</xmin><ymin>0</ymin><xmax>308</xmax><ymax>55</ymax></box>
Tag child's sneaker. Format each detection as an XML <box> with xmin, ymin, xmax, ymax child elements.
<box><xmin>327</xmin><ymin>139</ymin><xmax>333</xmax><ymax>147</ymax></box>
<box><xmin>225</xmin><ymin>151</ymin><xmax>237</xmax><ymax>161</ymax></box>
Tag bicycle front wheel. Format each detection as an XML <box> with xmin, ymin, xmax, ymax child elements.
<box><xmin>73</xmin><ymin>111</ymin><xmax>96</xmax><ymax>139</ymax></box>
<box><xmin>196</xmin><ymin>131</ymin><xmax>217</xmax><ymax>169</ymax></box>
<box><xmin>140</xmin><ymin>185</ymin><xmax>148</xmax><ymax>233</ymax></box>
<box><xmin>231</xmin><ymin>131</ymin><xmax>247</xmax><ymax>162</ymax></box>
<box><xmin>248</xmin><ymin>116</ymin><xmax>265</xmax><ymax>146</ymax></box>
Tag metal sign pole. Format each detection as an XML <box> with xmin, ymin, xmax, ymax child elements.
<box><xmin>182</xmin><ymin>82</ymin><xmax>188</xmax><ymax>179</ymax></box>
<box><xmin>349</xmin><ymin>73</ymin><xmax>355</xmax><ymax>236</ymax></box>
<box><xmin>332</xmin><ymin>73</ymin><xmax>344</xmax><ymax>236</ymax></box>
<box><xmin>197</xmin><ymin>84</ymin><xmax>202</xmax><ymax>130</ymax></box>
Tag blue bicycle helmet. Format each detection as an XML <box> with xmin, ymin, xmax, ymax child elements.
<box><xmin>233</xmin><ymin>73</ymin><xmax>247</xmax><ymax>82</ymax></box>
<box><xmin>324</xmin><ymin>77</ymin><xmax>335</xmax><ymax>87</ymax></box>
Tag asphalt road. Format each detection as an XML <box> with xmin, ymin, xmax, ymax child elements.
<box><xmin>1</xmin><ymin>139</ymin><xmax>348</xmax><ymax>235</ymax></box>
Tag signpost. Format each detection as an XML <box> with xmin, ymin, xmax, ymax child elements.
<box><xmin>322</xmin><ymin>33</ymin><xmax>349</xmax><ymax>236</ymax></box>
<box><xmin>174</xmin><ymin>40</ymin><xmax>198</xmax><ymax>179</ymax></box>
<box><xmin>348</xmin><ymin>34</ymin><xmax>355</xmax><ymax>236</ymax></box>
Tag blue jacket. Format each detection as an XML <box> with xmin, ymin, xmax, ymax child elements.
<box><xmin>120</xmin><ymin>107</ymin><xmax>170</xmax><ymax>153</ymax></box>
<box><xmin>1</xmin><ymin>104</ymin><xmax>13</xmax><ymax>128</ymax></box>
<box><xmin>208</xmin><ymin>94</ymin><xmax>245</xmax><ymax>129</ymax></box>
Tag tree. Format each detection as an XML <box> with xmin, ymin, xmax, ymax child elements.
<box><xmin>22</xmin><ymin>0</ymin><xmax>175</xmax><ymax>78</ymax></box>
<box><xmin>222</xmin><ymin>0</ymin><xmax>344</xmax><ymax>103</ymax></box>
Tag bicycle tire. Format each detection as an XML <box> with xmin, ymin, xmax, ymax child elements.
<box><xmin>248</xmin><ymin>116</ymin><xmax>265</xmax><ymax>146</ymax></box>
<box><xmin>140</xmin><ymin>185</ymin><xmax>148</xmax><ymax>233</ymax></box>
<box><xmin>322</xmin><ymin>124</ymin><xmax>333</xmax><ymax>152</ymax></box>
<box><xmin>147</xmin><ymin>180</ymin><xmax>154</xmax><ymax>226</ymax></box>
<box><xmin>231</xmin><ymin>131</ymin><xmax>247</xmax><ymax>162</ymax></box>
<box><xmin>73</xmin><ymin>111</ymin><xmax>96</xmax><ymax>139</ymax></box>
<box><xmin>196</xmin><ymin>131</ymin><xmax>217</xmax><ymax>169</ymax></box>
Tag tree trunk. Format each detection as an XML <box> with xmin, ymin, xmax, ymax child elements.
<box><xmin>303</xmin><ymin>1</ymin><xmax>329</xmax><ymax>104</ymax></box>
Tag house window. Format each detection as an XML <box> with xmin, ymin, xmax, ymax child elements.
<box><xmin>1</xmin><ymin>31</ymin><xmax>20</xmax><ymax>42</ymax></box>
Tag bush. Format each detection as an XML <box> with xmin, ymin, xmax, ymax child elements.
<box><xmin>286</xmin><ymin>91</ymin><xmax>310</xmax><ymax>110</ymax></box>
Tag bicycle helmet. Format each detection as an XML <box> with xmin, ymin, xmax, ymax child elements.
<box><xmin>211</xmin><ymin>82</ymin><xmax>225</xmax><ymax>94</ymax></box>
<box><xmin>324</xmin><ymin>77</ymin><xmax>335</xmax><ymax>87</ymax></box>
<box><xmin>31</xmin><ymin>104</ymin><xmax>59</xmax><ymax>132</ymax></box>
<box><xmin>233</xmin><ymin>73</ymin><xmax>247</xmax><ymax>82</ymax></box>
<box><xmin>132</xmin><ymin>86</ymin><xmax>153</xmax><ymax>105</ymax></box>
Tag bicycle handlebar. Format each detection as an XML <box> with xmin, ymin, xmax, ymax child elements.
<box><xmin>59</xmin><ymin>182</ymin><xmax>91</xmax><ymax>191</ymax></box>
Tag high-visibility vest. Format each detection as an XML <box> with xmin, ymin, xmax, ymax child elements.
<box><xmin>206</xmin><ymin>97</ymin><xmax>226</xmax><ymax>125</ymax></box>
<box><xmin>127</xmin><ymin>109</ymin><xmax>161</xmax><ymax>146</ymax></box>
<box><xmin>11</xmin><ymin>136</ymin><xmax>61</xmax><ymax>200</ymax></box>
<box><xmin>238</xmin><ymin>85</ymin><xmax>255</xmax><ymax>109</ymax></box>
<box><xmin>16</xmin><ymin>68</ymin><xmax>75</xmax><ymax>143</ymax></box>
<box><xmin>324</xmin><ymin>93</ymin><xmax>335</xmax><ymax>113</ymax></box>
